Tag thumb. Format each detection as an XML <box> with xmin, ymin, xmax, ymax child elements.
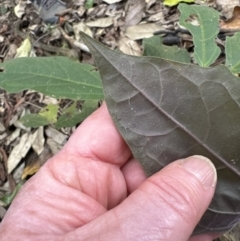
<box><xmin>67</xmin><ymin>155</ymin><xmax>217</xmax><ymax>241</ymax></box>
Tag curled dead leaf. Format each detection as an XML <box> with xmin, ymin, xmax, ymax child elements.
<box><xmin>118</xmin><ymin>36</ymin><xmax>142</xmax><ymax>56</ymax></box>
<box><xmin>125</xmin><ymin>23</ymin><xmax>164</xmax><ymax>40</ymax></box>
<box><xmin>125</xmin><ymin>0</ymin><xmax>145</xmax><ymax>28</ymax></box>
<box><xmin>221</xmin><ymin>6</ymin><xmax>240</xmax><ymax>30</ymax></box>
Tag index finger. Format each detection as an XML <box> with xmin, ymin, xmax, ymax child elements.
<box><xmin>64</xmin><ymin>102</ymin><xmax>132</xmax><ymax>166</ymax></box>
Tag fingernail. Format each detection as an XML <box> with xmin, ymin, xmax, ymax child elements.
<box><xmin>180</xmin><ymin>155</ymin><xmax>217</xmax><ymax>188</ymax></box>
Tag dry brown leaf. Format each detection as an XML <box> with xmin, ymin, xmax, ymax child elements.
<box><xmin>4</xmin><ymin>44</ymin><xmax>17</xmax><ymax>62</ymax></box>
<box><xmin>0</xmin><ymin>133</ymin><xmax>7</xmax><ymax>142</ymax></box>
<box><xmin>0</xmin><ymin>122</ymin><xmax>5</xmax><ymax>133</ymax></box>
<box><xmin>32</xmin><ymin>127</ymin><xmax>45</xmax><ymax>155</ymax></box>
<box><xmin>6</xmin><ymin>129</ymin><xmax>21</xmax><ymax>146</ymax></box>
<box><xmin>42</xmin><ymin>96</ymin><xmax>59</xmax><ymax>105</ymax></box>
<box><xmin>46</xmin><ymin>138</ymin><xmax>62</xmax><ymax>155</ymax></box>
<box><xmin>96</xmin><ymin>28</ymin><xmax>105</xmax><ymax>37</ymax></box>
<box><xmin>0</xmin><ymin>35</ymin><xmax>4</xmax><ymax>43</ymax></box>
<box><xmin>86</xmin><ymin>17</ymin><xmax>114</xmax><ymax>28</ymax></box>
<box><xmin>125</xmin><ymin>0</ymin><xmax>145</xmax><ymax>28</ymax></box>
<box><xmin>145</xmin><ymin>0</ymin><xmax>156</xmax><ymax>10</ymax></box>
<box><xmin>13</xmin><ymin>162</ymin><xmax>25</xmax><ymax>183</ymax></box>
<box><xmin>14</xmin><ymin>1</ymin><xmax>26</xmax><ymax>19</ymax></box>
<box><xmin>221</xmin><ymin>6</ymin><xmax>240</xmax><ymax>30</ymax></box>
<box><xmin>125</xmin><ymin>23</ymin><xmax>164</xmax><ymax>40</ymax></box>
<box><xmin>102</xmin><ymin>0</ymin><xmax>122</xmax><ymax>3</ymax></box>
<box><xmin>21</xmin><ymin>161</ymin><xmax>40</xmax><ymax>180</ymax></box>
<box><xmin>7</xmin><ymin>133</ymin><xmax>33</xmax><ymax>174</ymax></box>
<box><xmin>118</xmin><ymin>36</ymin><xmax>142</xmax><ymax>56</ymax></box>
<box><xmin>45</xmin><ymin>127</ymin><xmax>67</xmax><ymax>145</ymax></box>
<box><xmin>21</xmin><ymin>144</ymin><xmax>52</xmax><ymax>180</ymax></box>
<box><xmin>49</xmin><ymin>28</ymin><xmax>61</xmax><ymax>42</ymax></box>
<box><xmin>87</xmin><ymin>4</ymin><xmax>107</xmax><ymax>18</ymax></box>
<box><xmin>45</xmin><ymin>126</ymin><xmax>72</xmax><ymax>156</ymax></box>
<box><xmin>148</xmin><ymin>11</ymin><xmax>164</xmax><ymax>22</ymax></box>
<box><xmin>216</xmin><ymin>0</ymin><xmax>239</xmax><ymax>19</ymax></box>
<box><xmin>76</xmin><ymin>6</ymin><xmax>86</xmax><ymax>18</ymax></box>
<box><xmin>73</xmin><ymin>22</ymin><xmax>93</xmax><ymax>41</ymax></box>
<box><xmin>0</xmin><ymin>161</ymin><xmax>5</xmax><ymax>186</ymax></box>
<box><xmin>7</xmin><ymin>126</ymin><xmax>45</xmax><ymax>174</ymax></box>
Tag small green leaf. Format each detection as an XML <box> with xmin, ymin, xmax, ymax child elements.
<box><xmin>55</xmin><ymin>100</ymin><xmax>98</xmax><ymax>128</ymax></box>
<box><xmin>0</xmin><ymin>57</ymin><xmax>103</xmax><ymax>100</ymax></box>
<box><xmin>164</xmin><ymin>0</ymin><xmax>194</xmax><ymax>7</ymax></box>
<box><xmin>20</xmin><ymin>114</ymin><xmax>50</xmax><ymax>127</ymax></box>
<box><xmin>225</xmin><ymin>32</ymin><xmax>240</xmax><ymax>74</ymax></box>
<box><xmin>0</xmin><ymin>5</ymin><xmax>8</xmax><ymax>16</ymax></box>
<box><xmin>63</xmin><ymin>101</ymin><xmax>78</xmax><ymax>115</ymax></box>
<box><xmin>143</xmin><ymin>36</ymin><xmax>191</xmax><ymax>63</ymax></box>
<box><xmin>85</xmin><ymin>0</ymin><xmax>94</xmax><ymax>9</ymax></box>
<box><xmin>1</xmin><ymin>180</ymin><xmax>25</xmax><ymax>206</ymax></box>
<box><xmin>39</xmin><ymin>104</ymin><xmax>59</xmax><ymax>124</ymax></box>
<box><xmin>80</xmin><ymin>100</ymin><xmax>99</xmax><ymax>119</ymax></box>
<box><xmin>20</xmin><ymin>104</ymin><xmax>59</xmax><ymax>127</ymax></box>
<box><xmin>179</xmin><ymin>3</ymin><xmax>220</xmax><ymax>67</ymax></box>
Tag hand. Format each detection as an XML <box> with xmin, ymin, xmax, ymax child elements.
<box><xmin>0</xmin><ymin>103</ymin><xmax>218</xmax><ymax>241</ymax></box>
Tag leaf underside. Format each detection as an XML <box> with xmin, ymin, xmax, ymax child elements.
<box><xmin>81</xmin><ymin>33</ymin><xmax>240</xmax><ymax>234</ymax></box>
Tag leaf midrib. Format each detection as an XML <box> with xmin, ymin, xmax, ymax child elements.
<box><xmin>88</xmin><ymin>40</ymin><xmax>240</xmax><ymax>176</ymax></box>
<box><xmin>0</xmin><ymin>72</ymin><xmax>103</xmax><ymax>89</ymax></box>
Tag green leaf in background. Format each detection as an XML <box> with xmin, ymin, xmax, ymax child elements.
<box><xmin>164</xmin><ymin>0</ymin><xmax>194</xmax><ymax>7</ymax></box>
<box><xmin>80</xmin><ymin>99</ymin><xmax>99</xmax><ymax>119</ymax></box>
<box><xmin>55</xmin><ymin>100</ymin><xmax>98</xmax><ymax>128</ymax></box>
<box><xmin>0</xmin><ymin>4</ymin><xmax>8</xmax><ymax>16</ymax></box>
<box><xmin>225</xmin><ymin>32</ymin><xmax>240</xmax><ymax>74</ymax></box>
<box><xmin>179</xmin><ymin>3</ymin><xmax>220</xmax><ymax>67</ymax></box>
<box><xmin>0</xmin><ymin>180</ymin><xmax>25</xmax><ymax>206</ymax></box>
<box><xmin>0</xmin><ymin>57</ymin><xmax>103</xmax><ymax>100</ymax></box>
<box><xmin>39</xmin><ymin>104</ymin><xmax>59</xmax><ymax>124</ymax></box>
<box><xmin>20</xmin><ymin>114</ymin><xmax>51</xmax><ymax>127</ymax></box>
<box><xmin>81</xmin><ymin>33</ymin><xmax>240</xmax><ymax>235</ymax></box>
<box><xmin>85</xmin><ymin>0</ymin><xmax>94</xmax><ymax>9</ymax></box>
<box><xmin>143</xmin><ymin>36</ymin><xmax>191</xmax><ymax>63</ymax></box>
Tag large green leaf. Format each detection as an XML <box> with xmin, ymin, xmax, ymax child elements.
<box><xmin>81</xmin><ymin>33</ymin><xmax>240</xmax><ymax>234</ymax></box>
<box><xmin>143</xmin><ymin>36</ymin><xmax>191</xmax><ymax>63</ymax></box>
<box><xmin>178</xmin><ymin>3</ymin><xmax>220</xmax><ymax>67</ymax></box>
<box><xmin>225</xmin><ymin>32</ymin><xmax>240</xmax><ymax>74</ymax></box>
<box><xmin>0</xmin><ymin>57</ymin><xmax>103</xmax><ymax>100</ymax></box>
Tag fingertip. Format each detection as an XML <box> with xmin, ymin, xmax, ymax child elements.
<box><xmin>180</xmin><ymin>155</ymin><xmax>217</xmax><ymax>189</ymax></box>
<box><xmin>121</xmin><ymin>158</ymin><xmax>147</xmax><ymax>193</ymax></box>
<box><xmin>119</xmin><ymin>155</ymin><xmax>217</xmax><ymax>240</ymax></box>
<box><xmin>64</xmin><ymin>102</ymin><xmax>132</xmax><ymax>166</ymax></box>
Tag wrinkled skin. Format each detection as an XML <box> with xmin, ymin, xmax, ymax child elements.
<box><xmin>0</xmin><ymin>103</ymin><xmax>219</xmax><ymax>241</ymax></box>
